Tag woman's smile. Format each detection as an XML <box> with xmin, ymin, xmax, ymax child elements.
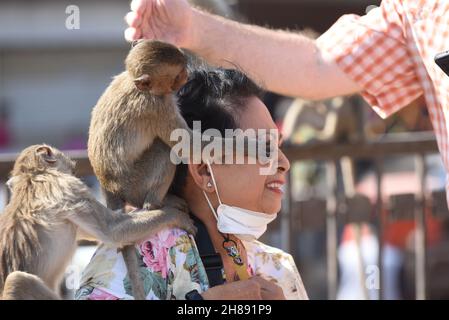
<box><xmin>265</xmin><ymin>180</ymin><xmax>285</xmax><ymax>195</ymax></box>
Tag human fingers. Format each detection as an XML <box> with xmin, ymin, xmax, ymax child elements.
<box><xmin>250</xmin><ymin>276</ymin><xmax>285</xmax><ymax>300</ymax></box>
<box><xmin>124</xmin><ymin>27</ymin><xmax>141</xmax><ymax>42</ymax></box>
<box><xmin>125</xmin><ymin>11</ymin><xmax>142</xmax><ymax>28</ymax></box>
<box><xmin>130</xmin><ymin>0</ymin><xmax>147</xmax><ymax>15</ymax></box>
<box><xmin>250</xmin><ymin>276</ymin><xmax>279</xmax><ymax>291</ymax></box>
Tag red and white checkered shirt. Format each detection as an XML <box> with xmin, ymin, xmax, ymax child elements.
<box><xmin>317</xmin><ymin>0</ymin><xmax>449</xmax><ymax>196</ymax></box>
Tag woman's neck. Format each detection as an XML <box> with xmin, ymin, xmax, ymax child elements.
<box><xmin>185</xmin><ymin>189</ymin><xmax>250</xmax><ymax>282</ymax></box>
<box><xmin>185</xmin><ymin>191</ymin><xmax>225</xmax><ymax>248</ymax></box>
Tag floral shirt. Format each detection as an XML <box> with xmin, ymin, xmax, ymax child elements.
<box><xmin>75</xmin><ymin>228</ymin><xmax>308</xmax><ymax>300</ymax></box>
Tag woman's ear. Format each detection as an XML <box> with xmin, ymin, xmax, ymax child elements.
<box><xmin>188</xmin><ymin>163</ymin><xmax>213</xmax><ymax>192</ymax></box>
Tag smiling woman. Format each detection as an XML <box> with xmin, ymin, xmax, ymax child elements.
<box><xmin>75</xmin><ymin>67</ymin><xmax>308</xmax><ymax>300</ymax></box>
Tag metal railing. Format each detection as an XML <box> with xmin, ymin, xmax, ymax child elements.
<box><xmin>280</xmin><ymin>131</ymin><xmax>446</xmax><ymax>300</ymax></box>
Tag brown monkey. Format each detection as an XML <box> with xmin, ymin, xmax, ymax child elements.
<box><xmin>88</xmin><ymin>40</ymin><xmax>197</xmax><ymax>300</ymax></box>
<box><xmin>88</xmin><ymin>40</ymin><xmax>195</xmax><ymax>211</ymax></box>
<box><xmin>0</xmin><ymin>144</ymin><xmax>193</xmax><ymax>300</ymax></box>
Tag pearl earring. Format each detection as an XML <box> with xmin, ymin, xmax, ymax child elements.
<box><xmin>207</xmin><ymin>181</ymin><xmax>213</xmax><ymax>188</ymax></box>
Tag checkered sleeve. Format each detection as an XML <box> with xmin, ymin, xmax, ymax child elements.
<box><xmin>316</xmin><ymin>0</ymin><xmax>423</xmax><ymax>118</ymax></box>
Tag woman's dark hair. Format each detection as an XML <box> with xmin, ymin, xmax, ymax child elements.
<box><xmin>169</xmin><ymin>66</ymin><xmax>264</xmax><ymax>196</ymax></box>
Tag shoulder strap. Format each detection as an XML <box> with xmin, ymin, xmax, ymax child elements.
<box><xmin>191</xmin><ymin>214</ymin><xmax>224</xmax><ymax>287</ymax></box>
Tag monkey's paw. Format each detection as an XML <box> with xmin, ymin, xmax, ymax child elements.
<box><xmin>172</xmin><ymin>211</ymin><xmax>197</xmax><ymax>236</ymax></box>
<box><xmin>163</xmin><ymin>194</ymin><xmax>189</xmax><ymax>213</ymax></box>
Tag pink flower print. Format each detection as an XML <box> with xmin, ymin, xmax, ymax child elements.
<box><xmin>138</xmin><ymin>229</ymin><xmax>181</xmax><ymax>279</ymax></box>
<box><xmin>88</xmin><ymin>288</ymin><xmax>119</xmax><ymax>300</ymax></box>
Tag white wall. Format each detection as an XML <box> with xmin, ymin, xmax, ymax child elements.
<box><xmin>2</xmin><ymin>48</ymin><xmax>127</xmax><ymax>148</ymax></box>
<box><xmin>0</xmin><ymin>0</ymin><xmax>130</xmax><ymax>150</ymax></box>
<box><xmin>0</xmin><ymin>0</ymin><xmax>129</xmax><ymax>49</ymax></box>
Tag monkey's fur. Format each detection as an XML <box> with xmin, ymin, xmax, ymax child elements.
<box><xmin>3</xmin><ymin>271</ymin><xmax>60</xmax><ymax>300</ymax></box>
<box><xmin>88</xmin><ymin>40</ymin><xmax>200</xmax><ymax>300</ymax></box>
<box><xmin>88</xmin><ymin>40</ymin><xmax>191</xmax><ymax>211</ymax></box>
<box><xmin>0</xmin><ymin>144</ymin><xmax>192</xmax><ymax>300</ymax></box>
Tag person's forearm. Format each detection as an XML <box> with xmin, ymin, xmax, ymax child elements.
<box><xmin>188</xmin><ymin>9</ymin><xmax>360</xmax><ymax>99</ymax></box>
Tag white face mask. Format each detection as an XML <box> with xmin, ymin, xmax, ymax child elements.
<box><xmin>202</xmin><ymin>160</ymin><xmax>277</xmax><ymax>241</ymax></box>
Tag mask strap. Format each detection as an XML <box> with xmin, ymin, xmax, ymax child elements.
<box><xmin>202</xmin><ymin>191</ymin><xmax>219</xmax><ymax>221</ymax></box>
<box><xmin>206</xmin><ymin>160</ymin><xmax>223</xmax><ymax>205</ymax></box>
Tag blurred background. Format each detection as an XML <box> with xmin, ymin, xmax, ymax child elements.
<box><xmin>2</xmin><ymin>0</ymin><xmax>449</xmax><ymax>300</ymax></box>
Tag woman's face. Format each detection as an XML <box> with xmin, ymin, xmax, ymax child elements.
<box><xmin>208</xmin><ymin>96</ymin><xmax>290</xmax><ymax>215</ymax></box>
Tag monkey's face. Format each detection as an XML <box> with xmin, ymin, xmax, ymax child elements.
<box><xmin>11</xmin><ymin>144</ymin><xmax>76</xmax><ymax>177</ymax></box>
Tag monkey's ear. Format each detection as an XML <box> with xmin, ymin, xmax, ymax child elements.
<box><xmin>36</xmin><ymin>146</ymin><xmax>57</xmax><ymax>164</ymax></box>
<box><xmin>134</xmin><ymin>74</ymin><xmax>152</xmax><ymax>91</ymax></box>
<box><xmin>6</xmin><ymin>176</ymin><xmax>16</xmax><ymax>191</ymax></box>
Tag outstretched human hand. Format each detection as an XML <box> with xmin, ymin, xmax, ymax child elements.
<box><xmin>124</xmin><ymin>0</ymin><xmax>194</xmax><ymax>48</ymax></box>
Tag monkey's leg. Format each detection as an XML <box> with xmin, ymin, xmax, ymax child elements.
<box><xmin>2</xmin><ymin>271</ymin><xmax>60</xmax><ymax>300</ymax></box>
<box><xmin>108</xmin><ymin>187</ymin><xmax>145</xmax><ymax>300</ymax></box>
<box><xmin>121</xmin><ymin>140</ymin><xmax>178</xmax><ymax>301</ymax></box>
<box><xmin>104</xmin><ymin>195</ymin><xmax>145</xmax><ymax>300</ymax></box>
<box><xmin>101</xmin><ymin>183</ymin><xmax>143</xmax><ymax>299</ymax></box>
<box><xmin>127</xmin><ymin>139</ymin><xmax>177</xmax><ymax>210</ymax></box>
<box><xmin>121</xmin><ymin>247</ymin><xmax>146</xmax><ymax>300</ymax></box>
<box><xmin>117</xmin><ymin>140</ymin><xmax>173</xmax><ymax>301</ymax></box>
<box><xmin>127</xmin><ymin>140</ymin><xmax>194</xmax><ymax>300</ymax></box>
